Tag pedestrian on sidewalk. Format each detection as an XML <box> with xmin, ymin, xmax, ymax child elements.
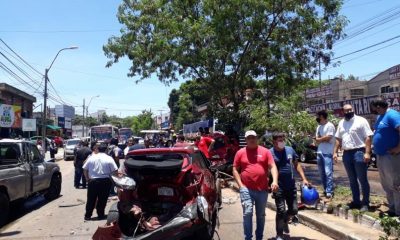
<box><xmin>233</xmin><ymin>130</ymin><xmax>279</xmax><ymax>240</ymax></box>
<box><xmin>83</xmin><ymin>142</ymin><xmax>118</xmax><ymax>221</ymax></box>
<box><xmin>124</xmin><ymin>138</ymin><xmax>134</xmax><ymax>156</ymax></box>
<box><xmin>370</xmin><ymin>99</ymin><xmax>400</xmax><ymax>217</ymax></box>
<box><xmin>315</xmin><ymin>110</ymin><xmax>336</xmax><ymax>198</ymax></box>
<box><xmin>270</xmin><ymin>132</ymin><xmax>311</xmax><ymax>240</ymax></box>
<box><xmin>333</xmin><ymin>104</ymin><xmax>373</xmax><ymax>211</ymax></box>
<box><xmin>74</xmin><ymin>140</ymin><xmax>91</xmax><ymax>189</ymax></box>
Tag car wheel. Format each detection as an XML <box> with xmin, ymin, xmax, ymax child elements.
<box><xmin>0</xmin><ymin>192</ymin><xmax>9</xmax><ymax>226</ymax></box>
<box><xmin>44</xmin><ymin>174</ymin><xmax>62</xmax><ymax>201</ymax></box>
<box><xmin>300</xmin><ymin>153</ymin><xmax>307</xmax><ymax>163</ymax></box>
<box><xmin>107</xmin><ymin>202</ymin><xmax>119</xmax><ymax>225</ymax></box>
<box><xmin>194</xmin><ymin>211</ymin><xmax>217</xmax><ymax>240</ymax></box>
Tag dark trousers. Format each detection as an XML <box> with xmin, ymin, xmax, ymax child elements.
<box><xmin>85</xmin><ymin>178</ymin><xmax>112</xmax><ymax>218</ymax></box>
<box><xmin>274</xmin><ymin>188</ymin><xmax>298</xmax><ymax>236</ymax></box>
<box><xmin>74</xmin><ymin>167</ymin><xmax>86</xmax><ymax>188</ymax></box>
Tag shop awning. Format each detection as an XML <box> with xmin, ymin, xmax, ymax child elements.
<box><xmin>46</xmin><ymin>125</ymin><xmax>62</xmax><ymax>130</ymax></box>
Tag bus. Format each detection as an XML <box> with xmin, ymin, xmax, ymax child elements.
<box><xmin>119</xmin><ymin>128</ymin><xmax>133</xmax><ymax>144</ymax></box>
<box><xmin>89</xmin><ymin>125</ymin><xmax>119</xmax><ymax>144</ymax></box>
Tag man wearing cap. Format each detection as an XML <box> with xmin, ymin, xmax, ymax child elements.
<box><xmin>233</xmin><ymin>130</ymin><xmax>279</xmax><ymax>240</ymax></box>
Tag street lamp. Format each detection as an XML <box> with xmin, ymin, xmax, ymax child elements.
<box><xmin>82</xmin><ymin>95</ymin><xmax>99</xmax><ymax>137</ymax></box>
<box><xmin>42</xmin><ymin>46</ymin><xmax>78</xmax><ymax>151</ymax></box>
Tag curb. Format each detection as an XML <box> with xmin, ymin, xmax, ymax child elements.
<box><xmin>226</xmin><ymin>181</ymin><xmax>379</xmax><ymax>240</ymax></box>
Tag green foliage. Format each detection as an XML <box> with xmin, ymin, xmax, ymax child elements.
<box><xmin>105</xmin><ymin>0</ymin><xmax>347</xmax><ymax>124</ymax></box>
<box><xmin>130</xmin><ymin>110</ymin><xmax>154</xmax><ymax>135</ymax></box>
<box><xmin>380</xmin><ymin>216</ymin><xmax>400</xmax><ymax>239</ymax></box>
<box><xmin>175</xmin><ymin>93</ymin><xmax>195</xmax><ymax>130</ymax></box>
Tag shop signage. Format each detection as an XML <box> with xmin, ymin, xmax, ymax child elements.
<box><xmin>0</xmin><ymin>104</ymin><xmax>22</xmax><ymax>128</ymax></box>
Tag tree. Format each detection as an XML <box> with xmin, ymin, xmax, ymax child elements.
<box><xmin>131</xmin><ymin>110</ymin><xmax>154</xmax><ymax>134</ymax></box>
<box><xmin>175</xmin><ymin>93</ymin><xmax>195</xmax><ymax>130</ymax></box>
<box><xmin>104</xmin><ymin>0</ymin><xmax>346</xmax><ymax>125</ymax></box>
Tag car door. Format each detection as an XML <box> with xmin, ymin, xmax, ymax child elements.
<box><xmin>27</xmin><ymin>143</ymin><xmax>48</xmax><ymax>192</ymax></box>
<box><xmin>0</xmin><ymin>143</ymin><xmax>28</xmax><ymax>201</ymax></box>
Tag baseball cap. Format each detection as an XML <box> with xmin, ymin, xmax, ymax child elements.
<box><xmin>245</xmin><ymin>130</ymin><xmax>257</xmax><ymax>138</ymax></box>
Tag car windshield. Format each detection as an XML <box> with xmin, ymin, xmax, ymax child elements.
<box><xmin>0</xmin><ymin>143</ymin><xmax>20</xmax><ymax>165</ymax></box>
<box><xmin>67</xmin><ymin>140</ymin><xmax>80</xmax><ymax>146</ymax></box>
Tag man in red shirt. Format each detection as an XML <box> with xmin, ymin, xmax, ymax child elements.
<box><xmin>233</xmin><ymin>130</ymin><xmax>279</xmax><ymax>240</ymax></box>
<box><xmin>197</xmin><ymin>127</ymin><xmax>215</xmax><ymax>159</ymax></box>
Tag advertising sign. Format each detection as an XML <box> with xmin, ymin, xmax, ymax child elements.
<box><xmin>0</xmin><ymin>104</ymin><xmax>22</xmax><ymax>128</ymax></box>
<box><xmin>22</xmin><ymin>118</ymin><xmax>37</xmax><ymax>132</ymax></box>
<box><xmin>305</xmin><ymin>86</ymin><xmax>333</xmax><ymax>99</ymax></box>
<box><xmin>308</xmin><ymin>92</ymin><xmax>400</xmax><ymax>117</ymax></box>
<box><xmin>65</xmin><ymin>117</ymin><xmax>72</xmax><ymax>129</ymax></box>
<box><xmin>57</xmin><ymin>117</ymin><xmax>65</xmax><ymax>128</ymax></box>
<box><xmin>389</xmin><ymin>65</ymin><xmax>400</xmax><ymax>80</ymax></box>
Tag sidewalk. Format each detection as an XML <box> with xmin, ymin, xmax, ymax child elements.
<box><xmin>45</xmin><ymin>148</ymin><xmax>65</xmax><ymax>161</ymax></box>
<box><xmin>227</xmin><ymin>181</ymin><xmax>385</xmax><ymax>240</ymax></box>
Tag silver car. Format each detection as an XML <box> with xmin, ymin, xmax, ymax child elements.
<box><xmin>63</xmin><ymin>139</ymin><xmax>81</xmax><ymax>160</ymax></box>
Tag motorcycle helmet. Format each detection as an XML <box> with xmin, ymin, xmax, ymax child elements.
<box><xmin>301</xmin><ymin>185</ymin><xmax>320</xmax><ymax>205</ymax></box>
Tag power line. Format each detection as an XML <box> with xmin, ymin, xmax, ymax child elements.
<box><xmin>332</xmin><ymin>34</ymin><xmax>400</xmax><ymax>60</ymax></box>
<box><xmin>343</xmin><ymin>0</ymin><xmax>385</xmax><ymax>9</ymax></box>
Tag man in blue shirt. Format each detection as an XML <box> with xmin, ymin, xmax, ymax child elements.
<box><xmin>270</xmin><ymin>133</ymin><xmax>310</xmax><ymax>240</ymax></box>
<box><xmin>371</xmin><ymin>99</ymin><xmax>400</xmax><ymax>217</ymax></box>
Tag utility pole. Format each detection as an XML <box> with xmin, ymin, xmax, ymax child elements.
<box><xmin>319</xmin><ymin>56</ymin><xmax>322</xmax><ymax>89</ymax></box>
<box><xmin>41</xmin><ymin>69</ymin><xmax>49</xmax><ymax>149</ymax></box>
<box><xmin>82</xmin><ymin>99</ymin><xmax>85</xmax><ymax>137</ymax></box>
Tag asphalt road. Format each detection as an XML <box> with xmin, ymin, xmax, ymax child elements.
<box><xmin>0</xmin><ymin>153</ymin><xmax>332</xmax><ymax>240</ymax></box>
<box><xmin>300</xmin><ymin>159</ymin><xmax>384</xmax><ymax>196</ymax></box>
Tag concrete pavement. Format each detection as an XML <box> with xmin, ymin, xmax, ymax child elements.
<box><xmin>0</xmin><ymin>159</ymin><xmax>116</xmax><ymax>239</ymax></box>
<box><xmin>218</xmin><ymin>188</ymin><xmax>333</xmax><ymax>240</ymax></box>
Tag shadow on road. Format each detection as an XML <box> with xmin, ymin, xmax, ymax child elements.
<box><xmin>1</xmin><ymin>194</ymin><xmax>63</xmax><ymax>230</ymax></box>
<box><xmin>0</xmin><ymin>230</ymin><xmax>22</xmax><ymax>237</ymax></box>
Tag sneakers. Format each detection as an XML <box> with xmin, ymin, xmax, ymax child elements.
<box><xmin>325</xmin><ymin>193</ymin><xmax>333</xmax><ymax>199</ymax></box>
<box><xmin>360</xmin><ymin>205</ymin><xmax>369</xmax><ymax>212</ymax></box>
<box><xmin>347</xmin><ymin>202</ymin><xmax>361</xmax><ymax>209</ymax></box>
<box><xmin>84</xmin><ymin>216</ymin><xmax>91</xmax><ymax>221</ymax></box>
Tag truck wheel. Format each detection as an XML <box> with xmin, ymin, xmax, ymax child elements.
<box><xmin>44</xmin><ymin>174</ymin><xmax>62</xmax><ymax>201</ymax></box>
<box><xmin>0</xmin><ymin>192</ymin><xmax>9</xmax><ymax>226</ymax></box>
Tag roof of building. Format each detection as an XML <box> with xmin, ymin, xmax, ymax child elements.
<box><xmin>0</xmin><ymin>83</ymin><xmax>36</xmax><ymax>102</ymax></box>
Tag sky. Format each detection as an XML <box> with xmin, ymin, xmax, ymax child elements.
<box><xmin>0</xmin><ymin>0</ymin><xmax>399</xmax><ymax>117</ymax></box>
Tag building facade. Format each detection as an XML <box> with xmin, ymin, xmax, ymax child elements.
<box><xmin>0</xmin><ymin>83</ymin><xmax>36</xmax><ymax>138</ymax></box>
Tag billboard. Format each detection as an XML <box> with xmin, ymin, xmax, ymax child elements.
<box><xmin>305</xmin><ymin>86</ymin><xmax>333</xmax><ymax>99</ymax></box>
<box><xmin>55</xmin><ymin>105</ymin><xmax>75</xmax><ymax>119</ymax></box>
<box><xmin>22</xmin><ymin>118</ymin><xmax>36</xmax><ymax>132</ymax></box>
<box><xmin>0</xmin><ymin>104</ymin><xmax>22</xmax><ymax>128</ymax></box>
<box><xmin>308</xmin><ymin>92</ymin><xmax>400</xmax><ymax>117</ymax></box>
<box><xmin>389</xmin><ymin>65</ymin><xmax>400</xmax><ymax>80</ymax></box>
<box><xmin>57</xmin><ymin>117</ymin><xmax>65</xmax><ymax>128</ymax></box>
<box><xmin>65</xmin><ymin>117</ymin><xmax>72</xmax><ymax>129</ymax></box>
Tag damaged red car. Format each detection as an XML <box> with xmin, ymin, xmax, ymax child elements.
<box><xmin>93</xmin><ymin>147</ymin><xmax>220</xmax><ymax>240</ymax></box>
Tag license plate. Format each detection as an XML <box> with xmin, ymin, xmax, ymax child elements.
<box><xmin>158</xmin><ymin>187</ymin><xmax>174</xmax><ymax>196</ymax></box>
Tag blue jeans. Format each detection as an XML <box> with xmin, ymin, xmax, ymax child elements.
<box><xmin>239</xmin><ymin>187</ymin><xmax>268</xmax><ymax>240</ymax></box>
<box><xmin>342</xmin><ymin>149</ymin><xmax>370</xmax><ymax>206</ymax></box>
<box><xmin>317</xmin><ymin>153</ymin><xmax>334</xmax><ymax>195</ymax></box>
<box><xmin>74</xmin><ymin>167</ymin><xmax>86</xmax><ymax>188</ymax></box>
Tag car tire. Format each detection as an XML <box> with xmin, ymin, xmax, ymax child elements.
<box><xmin>107</xmin><ymin>202</ymin><xmax>119</xmax><ymax>225</ymax></box>
<box><xmin>300</xmin><ymin>153</ymin><xmax>307</xmax><ymax>163</ymax></box>
<box><xmin>44</xmin><ymin>174</ymin><xmax>62</xmax><ymax>201</ymax></box>
<box><xmin>0</xmin><ymin>192</ymin><xmax>9</xmax><ymax>226</ymax></box>
<box><xmin>194</xmin><ymin>210</ymin><xmax>217</xmax><ymax>240</ymax></box>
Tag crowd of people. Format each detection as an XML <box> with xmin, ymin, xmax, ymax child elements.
<box><xmin>69</xmin><ymin>99</ymin><xmax>400</xmax><ymax>239</ymax></box>
<box><xmin>232</xmin><ymin>99</ymin><xmax>400</xmax><ymax>240</ymax></box>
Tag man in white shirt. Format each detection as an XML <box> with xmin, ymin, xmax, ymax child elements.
<box><xmin>83</xmin><ymin>142</ymin><xmax>118</xmax><ymax>220</ymax></box>
<box><xmin>124</xmin><ymin>138</ymin><xmax>134</xmax><ymax>156</ymax></box>
<box><xmin>333</xmin><ymin>104</ymin><xmax>373</xmax><ymax>211</ymax></box>
<box><xmin>315</xmin><ymin>110</ymin><xmax>336</xmax><ymax>198</ymax></box>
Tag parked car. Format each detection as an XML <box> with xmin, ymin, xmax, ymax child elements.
<box><xmin>0</xmin><ymin>139</ymin><xmax>62</xmax><ymax>226</ymax></box>
<box><xmin>262</xmin><ymin>135</ymin><xmax>317</xmax><ymax>163</ymax></box>
<box><xmin>64</xmin><ymin>138</ymin><xmax>81</xmax><ymax>160</ymax></box>
<box><xmin>95</xmin><ymin>147</ymin><xmax>220</xmax><ymax>240</ymax></box>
